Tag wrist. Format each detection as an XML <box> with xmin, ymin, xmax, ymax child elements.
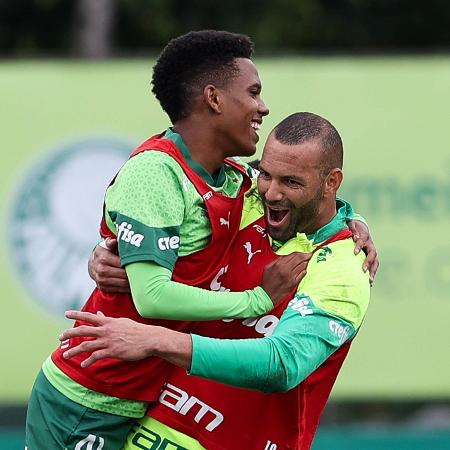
<box><xmin>252</xmin><ymin>286</ymin><xmax>275</xmax><ymax>312</ymax></box>
<box><xmin>152</xmin><ymin>328</ymin><xmax>193</xmax><ymax>370</ymax></box>
<box><xmin>150</xmin><ymin>326</ymin><xmax>173</xmax><ymax>357</ymax></box>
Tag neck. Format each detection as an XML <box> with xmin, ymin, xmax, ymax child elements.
<box><xmin>301</xmin><ymin>198</ymin><xmax>337</xmax><ymax>236</ymax></box>
<box><xmin>173</xmin><ymin>117</ymin><xmax>227</xmax><ymax>175</ymax></box>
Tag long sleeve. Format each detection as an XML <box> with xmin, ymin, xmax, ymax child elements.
<box><xmin>190</xmin><ymin>302</ymin><xmax>356</xmax><ymax>392</ymax></box>
<box><xmin>126</xmin><ymin>261</ymin><xmax>274</xmax><ymax>320</ymax></box>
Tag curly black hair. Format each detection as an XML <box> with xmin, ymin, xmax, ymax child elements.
<box><xmin>274</xmin><ymin>112</ymin><xmax>343</xmax><ymax>177</ymax></box>
<box><xmin>152</xmin><ymin>30</ymin><xmax>254</xmax><ymax>123</ymax></box>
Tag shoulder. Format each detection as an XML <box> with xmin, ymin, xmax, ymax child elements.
<box><xmin>117</xmin><ymin>150</ymin><xmax>185</xmax><ymax>183</ymax></box>
<box><xmin>105</xmin><ymin>150</ymin><xmax>188</xmax><ymax>225</ymax></box>
<box><xmin>299</xmin><ymin>237</ymin><xmax>370</xmax><ymax>328</ymax></box>
<box><xmin>310</xmin><ymin>238</ymin><xmax>365</xmax><ymax>275</ymax></box>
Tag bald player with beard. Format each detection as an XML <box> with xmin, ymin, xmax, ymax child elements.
<box><xmin>62</xmin><ymin>112</ymin><xmax>373</xmax><ymax>450</ymax></box>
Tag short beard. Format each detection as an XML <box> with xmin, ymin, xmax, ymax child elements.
<box><xmin>266</xmin><ymin>183</ymin><xmax>324</xmax><ymax>242</ymax></box>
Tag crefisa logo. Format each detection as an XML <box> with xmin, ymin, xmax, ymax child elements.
<box><xmin>8</xmin><ymin>137</ymin><xmax>133</xmax><ymax>317</ymax></box>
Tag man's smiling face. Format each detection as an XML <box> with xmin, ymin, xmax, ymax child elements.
<box><xmin>218</xmin><ymin>58</ymin><xmax>269</xmax><ymax>157</ymax></box>
<box><xmin>257</xmin><ymin>133</ymin><xmax>326</xmax><ymax>242</ymax></box>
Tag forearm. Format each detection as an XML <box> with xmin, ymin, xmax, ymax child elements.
<box><xmin>188</xmin><ymin>308</ymin><xmax>356</xmax><ymax>393</ymax></box>
<box><xmin>142</xmin><ymin>327</ymin><xmax>296</xmax><ymax>390</ymax></box>
<box><xmin>190</xmin><ymin>335</ymin><xmax>292</xmax><ymax>392</ymax></box>
<box><xmin>152</xmin><ymin>327</ymin><xmax>193</xmax><ymax>369</ymax></box>
<box><xmin>126</xmin><ymin>262</ymin><xmax>273</xmax><ymax>320</ymax></box>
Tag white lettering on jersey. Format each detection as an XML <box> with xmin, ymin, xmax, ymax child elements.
<box><xmin>329</xmin><ymin>320</ymin><xmax>351</xmax><ymax>344</ymax></box>
<box><xmin>244</xmin><ymin>315</ymin><xmax>279</xmax><ymax>337</ymax></box>
<box><xmin>220</xmin><ymin>211</ymin><xmax>231</xmax><ymax>229</ymax></box>
<box><xmin>224</xmin><ymin>314</ymin><xmax>280</xmax><ymax>337</ymax></box>
<box><xmin>243</xmin><ymin>241</ymin><xmax>262</xmax><ymax>264</ymax></box>
<box><xmin>264</xmin><ymin>440</ymin><xmax>278</xmax><ymax>450</ymax></box>
<box><xmin>252</xmin><ymin>223</ymin><xmax>267</xmax><ymax>237</ymax></box>
<box><xmin>74</xmin><ymin>434</ymin><xmax>104</xmax><ymax>450</ymax></box>
<box><xmin>203</xmin><ymin>191</ymin><xmax>213</xmax><ymax>201</ymax></box>
<box><xmin>288</xmin><ymin>296</ymin><xmax>314</xmax><ymax>317</ymax></box>
<box><xmin>210</xmin><ymin>265</ymin><xmax>230</xmax><ymax>292</ymax></box>
<box><xmin>157</xmin><ymin>236</ymin><xmax>180</xmax><ymax>251</ymax></box>
<box><xmin>116</xmin><ymin>222</ymin><xmax>144</xmax><ymax>248</ymax></box>
<box><xmin>159</xmin><ymin>383</ymin><xmax>224</xmax><ymax>432</ymax></box>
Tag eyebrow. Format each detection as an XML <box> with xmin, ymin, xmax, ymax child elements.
<box><xmin>257</xmin><ymin>162</ymin><xmax>267</xmax><ymax>172</ymax></box>
<box><xmin>259</xmin><ymin>163</ymin><xmax>306</xmax><ymax>183</ymax></box>
<box><xmin>282</xmin><ymin>175</ymin><xmax>306</xmax><ymax>183</ymax></box>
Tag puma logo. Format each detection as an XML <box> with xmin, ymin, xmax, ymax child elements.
<box><xmin>243</xmin><ymin>241</ymin><xmax>262</xmax><ymax>264</ymax></box>
<box><xmin>220</xmin><ymin>211</ymin><xmax>231</xmax><ymax>229</ymax></box>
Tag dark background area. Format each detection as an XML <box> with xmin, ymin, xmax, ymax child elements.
<box><xmin>1</xmin><ymin>0</ymin><xmax>450</xmax><ymax>57</ymax></box>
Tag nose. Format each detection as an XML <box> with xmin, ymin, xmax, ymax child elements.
<box><xmin>258</xmin><ymin>97</ymin><xmax>269</xmax><ymax>117</ymax></box>
<box><xmin>263</xmin><ymin>180</ymin><xmax>283</xmax><ymax>202</ymax></box>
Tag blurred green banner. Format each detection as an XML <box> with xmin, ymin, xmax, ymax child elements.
<box><xmin>1</xmin><ymin>57</ymin><xmax>449</xmax><ymax>402</ymax></box>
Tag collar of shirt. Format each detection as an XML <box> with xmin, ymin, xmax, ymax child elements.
<box><xmin>164</xmin><ymin>128</ymin><xmax>227</xmax><ymax>187</ymax></box>
<box><xmin>271</xmin><ymin>199</ymin><xmax>350</xmax><ymax>254</ymax></box>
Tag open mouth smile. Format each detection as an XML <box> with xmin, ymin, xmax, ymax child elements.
<box><xmin>251</xmin><ymin>121</ymin><xmax>261</xmax><ymax>131</ymax></box>
<box><xmin>266</xmin><ymin>207</ymin><xmax>290</xmax><ymax>227</ymax></box>
<box><xmin>250</xmin><ymin>120</ymin><xmax>262</xmax><ymax>142</ymax></box>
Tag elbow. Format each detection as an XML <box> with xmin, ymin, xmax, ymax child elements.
<box><xmin>260</xmin><ymin>368</ymin><xmax>294</xmax><ymax>393</ymax></box>
<box><xmin>132</xmin><ymin>288</ymin><xmax>160</xmax><ymax>318</ymax></box>
<box><xmin>262</xmin><ymin>382</ymin><xmax>292</xmax><ymax>394</ymax></box>
<box><xmin>134</xmin><ymin>298</ymin><xmax>165</xmax><ymax>319</ymax></box>
<box><xmin>134</xmin><ymin>300</ymin><xmax>152</xmax><ymax>318</ymax></box>
<box><xmin>260</xmin><ymin>360</ymin><xmax>310</xmax><ymax>393</ymax></box>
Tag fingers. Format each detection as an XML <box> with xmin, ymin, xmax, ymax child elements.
<box><xmin>105</xmin><ymin>238</ymin><xmax>119</xmax><ymax>252</ymax></box>
<box><xmin>267</xmin><ymin>252</ymin><xmax>311</xmax><ymax>281</ymax></box>
<box><xmin>348</xmin><ymin>221</ymin><xmax>362</xmax><ymax>242</ymax></box>
<box><xmin>348</xmin><ymin>221</ymin><xmax>358</xmax><ymax>237</ymax></box>
<box><xmin>288</xmin><ymin>253</ymin><xmax>310</xmax><ymax>270</ymax></box>
<box><xmin>97</xmin><ymin>278</ymin><xmax>130</xmax><ymax>293</ymax></box>
<box><xmin>362</xmin><ymin>246</ymin><xmax>376</xmax><ymax>268</ymax></box>
<box><xmin>294</xmin><ymin>269</ymin><xmax>307</xmax><ymax>284</ymax></box>
<box><xmin>97</xmin><ymin>265</ymin><xmax>127</xmax><ymax>278</ymax></box>
<box><xmin>353</xmin><ymin>237</ymin><xmax>364</xmax><ymax>255</ymax></box>
<box><xmin>348</xmin><ymin>220</ymin><xmax>379</xmax><ymax>281</ymax></box>
<box><xmin>291</xmin><ymin>258</ymin><xmax>309</xmax><ymax>284</ymax></box>
<box><xmin>62</xmin><ymin>339</ymin><xmax>104</xmax><ymax>359</ymax></box>
<box><xmin>277</xmin><ymin>252</ymin><xmax>312</xmax><ymax>267</ymax></box>
<box><xmin>348</xmin><ymin>220</ymin><xmax>370</xmax><ymax>254</ymax></box>
<box><xmin>94</xmin><ymin>244</ymin><xmax>121</xmax><ymax>268</ymax></box>
<box><xmin>92</xmin><ymin>243</ymin><xmax>128</xmax><ymax>292</ymax></box>
<box><xmin>59</xmin><ymin>325</ymin><xmax>100</xmax><ymax>341</ymax></box>
<box><xmin>65</xmin><ymin>310</ymin><xmax>105</xmax><ymax>326</ymax></box>
<box><xmin>285</xmin><ymin>253</ymin><xmax>311</xmax><ymax>274</ymax></box>
<box><xmin>96</xmin><ymin>257</ymin><xmax>123</xmax><ymax>274</ymax></box>
<box><xmin>357</xmin><ymin>241</ymin><xmax>379</xmax><ymax>282</ymax></box>
<box><xmin>81</xmin><ymin>349</ymin><xmax>111</xmax><ymax>368</ymax></box>
<box><xmin>369</xmin><ymin>260</ymin><xmax>379</xmax><ymax>283</ymax></box>
<box><xmin>291</xmin><ymin>252</ymin><xmax>312</xmax><ymax>263</ymax></box>
<box><xmin>292</xmin><ymin>260</ymin><xmax>309</xmax><ymax>274</ymax></box>
<box><xmin>98</xmin><ymin>239</ymin><xmax>110</xmax><ymax>250</ymax></box>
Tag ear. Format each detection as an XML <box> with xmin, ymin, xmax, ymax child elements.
<box><xmin>324</xmin><ymin>168</ymin><xmax>343</xmax><ymax>195</ymax></box>
<box><xmin>203</xmin><ymin>84</ymin><xmax>223</xmax><ymax>114</ymax></box>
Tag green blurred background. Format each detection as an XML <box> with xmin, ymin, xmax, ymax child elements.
<box><xmin>1</xmin><ymin>1</ymin><xmax>450</xmax><ymax>449</ymax></box>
